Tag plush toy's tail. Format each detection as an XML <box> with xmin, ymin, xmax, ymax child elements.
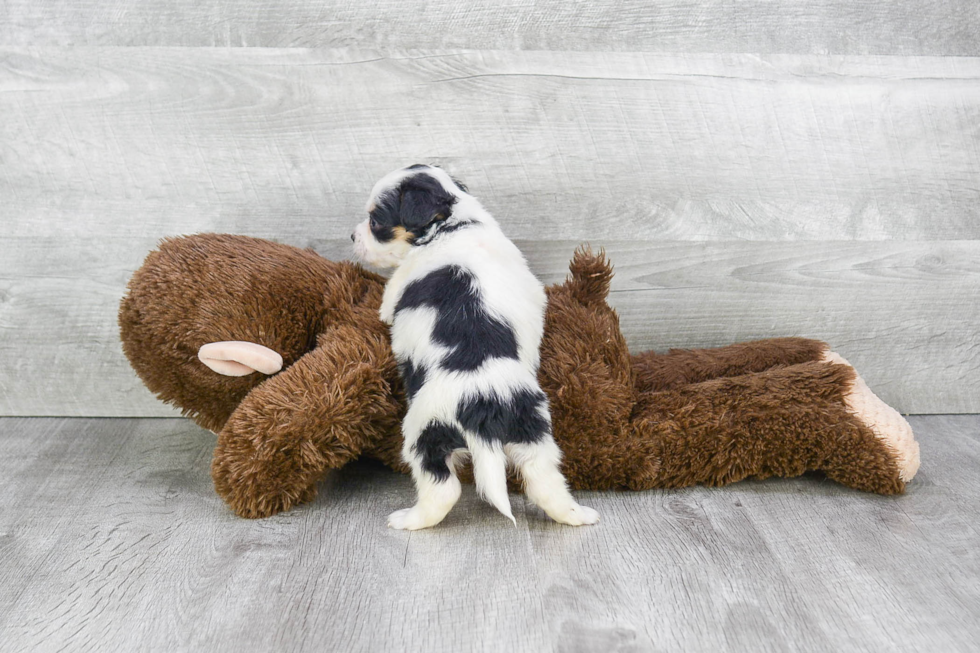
<box><xmin>469</xmin><ymin>443</ymin><xmax>516</xmax><ymax>525</ymax></box>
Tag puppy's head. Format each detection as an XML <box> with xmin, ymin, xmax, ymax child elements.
<box><xmin>352</xmin><ymin>164</ymin><xmax>468</xmax><ymax>268</ymax></box>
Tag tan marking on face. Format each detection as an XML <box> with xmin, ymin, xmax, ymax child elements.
<box><xmin>392</xmin><ymin>226</ymin><xmax>415</xmax><ymax>244</ymax></box>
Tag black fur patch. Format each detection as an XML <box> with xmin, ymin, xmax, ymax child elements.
<box><xmin>369</xmin><ymin>172</ymin><xmax>457</xmax><ymax>243</ymax></box>
<box><xmin>428</xmin><ymin>220</ymin><xmax>476</xmax><ymax>239</ymax></box>
<box><xmin>395</xmin><ymin>265</ymin><xmax>518</xmax><ymax>371</ymax></box>
<box><xmin>456</xmin><ymin>388</ymin><xmax>550</xmax><ymax>444</ymax></box>
<box><xmin>404</xmin><ymin>164</ymin><xmax>468</xmax><ymax>193</ymax></box>
<box><xmin>413</xmin><ymin>421</ymin><xmax>466</xmax><ymax>481</ymax></box>
<box><xmin>367</xmin><ymin>207</ymin><xmax>398</xmax><ymax>244</ymax></box>
<box><xmin>448</xmin><ymin>175</ymin><xmax>468</xmax><ymax>193</ymax></box>
<box><xmin>398</xmin><ymin>358</ymin><xmax>427</xmax><ymax>401</ymax></box>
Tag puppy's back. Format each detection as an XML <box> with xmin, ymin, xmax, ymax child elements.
<box><xmin>403</xmin><ymin>225</ymin><xmax>547</xmax><ymax>370</ymax></box>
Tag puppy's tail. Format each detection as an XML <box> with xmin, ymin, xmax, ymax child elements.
<box><xmin>470</xmin><ymin>443</ymin><xmax>515</xmax><ymax>525</ymax></box>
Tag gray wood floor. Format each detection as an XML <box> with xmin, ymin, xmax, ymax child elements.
<box><xmin>1</xmin><ymin>415</ymin><xmax>977</xmax><ymax>652</ymax></box>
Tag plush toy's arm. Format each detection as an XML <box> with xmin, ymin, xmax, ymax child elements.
<box><xmin>210</xmin><ymin>321</ymin><xmax>402</xmax><ymax>519</ymax></box>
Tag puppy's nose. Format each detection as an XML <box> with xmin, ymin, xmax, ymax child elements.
<box><xmin>350</xmin><ymin>232</ymin><xmax>356</xmax><ymax>242</ymax></box>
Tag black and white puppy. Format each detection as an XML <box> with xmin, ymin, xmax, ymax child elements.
<box><xmin>352</xmin><ymin>164</ymin><xmax>599</xmax><ymax>530</ymax></box>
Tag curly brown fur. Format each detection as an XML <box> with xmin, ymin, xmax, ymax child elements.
<box><xmin>121</xmin><ymin>234</ymin><xmax>402</xmax><ymax>517</ymax></box>
<box><xmin>538</xmin><ymin>246</ymin><xmax>658</xmax><ymax>490</ymax></box>
<box><xmin>632</xmin><ymin>337</ymin><xmax>830</xmax><ymax>393</ymax></box>
<box><xmin>120</xmin><ymin>234</ymin><xmax>387</xmax><ymax>432</ymax></box>
<box><xmin>629</xmin><ymin>362</ymin><xmax>903</xmax><ymax>493</ymax></box>
<box><xmin>539</xmin><ymin>250</ymin><xmax>904</xmax><ymax>495</ymax></box>
<box><xmin>211</xmin><ymin>322</ymin><xmax>403</xmax><ymax>518</ymax></box>
<box><xmin>120</xmin><ymin>235</ymin><xmax>914</xmax><ymax>518</ymax></box>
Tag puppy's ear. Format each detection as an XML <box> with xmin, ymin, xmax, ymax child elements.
<box><xmin>399</xmin><ymin>175</ymin><xmax>456</xmax><ymax>231</ymax></box>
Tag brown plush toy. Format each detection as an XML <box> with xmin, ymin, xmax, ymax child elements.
<box><xmin>119</xmin><ymin>233</ymin><xmax>920</xmax><ymax>519</ymax></box>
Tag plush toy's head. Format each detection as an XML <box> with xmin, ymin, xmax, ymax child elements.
<box><xmin>119</xmin><ymin>233</ymin><xmax>388</xmax><ymax>433</ymax></box>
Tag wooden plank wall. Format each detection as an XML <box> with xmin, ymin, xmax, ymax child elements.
<box><xmin>1</xmin><ymin>2</ymin><xmax>978</xmax><ymax>416</ymax></box>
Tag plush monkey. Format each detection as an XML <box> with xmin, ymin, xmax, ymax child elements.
<box><xmin>119</xmin><ymin>234</ymin><xmax>919</xmax><ymax>519</ymax></box>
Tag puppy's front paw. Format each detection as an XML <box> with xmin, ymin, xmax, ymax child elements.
<box><xmin>549</xmin><ymin>503</ymin><xmax>600</xmax><ymax>527</ymax></box>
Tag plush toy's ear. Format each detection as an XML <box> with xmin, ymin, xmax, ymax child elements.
<box><xmin>199</xmin><ymin>341</ymin><xmax>284</xmax><ymax>376</ymax></box>
<box><xmin>397</xmin><ymin>174</ymin><xmax>456</xmax><ymax>231</ymax></box>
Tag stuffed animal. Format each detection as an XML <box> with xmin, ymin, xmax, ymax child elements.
<box><xmin>119</xmin><ymin>234</ymin><xmax>920</xmax><ymax>519</ymax></box>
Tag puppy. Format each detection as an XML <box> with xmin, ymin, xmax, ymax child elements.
<box><xmin>352</xmin><ymin>164</ymin><xmax>599</xmax><ymax>530</ymax></box>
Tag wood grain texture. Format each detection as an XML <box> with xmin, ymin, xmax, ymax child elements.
<box><xmin>0</xmin><ymin>418</ymin><xmax>550</xmax><ymax>652</ymax></box>
<box><xmin>2</xmin><ymin>0</ymin><xmax>979</xmax><ymax>55</ymax></box>
<box><xmin>1</xmin><ymin>238</ymin><xmax>976</xmax><ymax>416</ymax></box>
<box><xmin>0</xmin><ymin>416</ymin><xmax>977</xmax><ymax>652</ymax></box>
<box><xmin>528</xmin><ymin>414</ymin><xmax>980</xmax><ymax>651</ymax></box>
<box><xmin>0</xmin><ymin>236</ymin><xmax>182</xmax><ymax>418</ymax></box>
<box><xmin>2</xmin><ymin>48</ymin><xmax>979</xmax><ymax>416</ymax></box>
<box><xmin>3</xmin><ymin>48</ymin><xmax>979</xmax><ymax>242</ymax></box>
<box><xmin>527</xmin><ymin>239</ymin><xmax>980</xmax><ymax>415</ymax></box>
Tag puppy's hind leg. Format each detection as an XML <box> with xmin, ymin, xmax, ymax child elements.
<box><xmin>508</xmin><ymin>439</ymin><xmax>599</xmax><ymax>526</ymax></box>
<box><xmin>388</xmin><ymin>422</ymin><xmax>464</xmax><ymax>531</ymax></box>
<box><xmin>387</xmin><ymin>465</ymin><xmax>462</xmax><ymax>531</ymax></box>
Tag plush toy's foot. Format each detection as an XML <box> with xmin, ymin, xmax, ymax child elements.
<box><xmin>822</xmin><ymin>352</ymin><xmax>920</xmax><ymax>482</ymax></box>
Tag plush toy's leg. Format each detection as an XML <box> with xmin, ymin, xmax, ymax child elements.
<box><xmin>821</xmin><ymin>351</ymin><xmax>919</xmax><ymax>482</ymax></box>
<box><xmin>211</xmin><ymin>323</ymin><xmax>402</xmax><ymax>519</ymax></box>
<box><xmin>533</xmin><ymin>245</ymin><xmax>918</xmax><ymax>496</ymax></box>
<box><xmin>628</xmin><ymin>359</ymin><xmax>918</xmax><ymax>494</ymax></box>
<box><xmin>631</xmin><ymin>337</ymin><xmax>830</xmax><ymax>393</ymax></box>
<box><xmin>386</xmin><ymin>412</ymin><xmax>467</xmax><ymax>530</ymax></box>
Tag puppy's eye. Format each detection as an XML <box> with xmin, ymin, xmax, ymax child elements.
<box><xmin>369</xmin><ymin>215</ymin><xmax>379</xmax><ymax>229</ymax></box>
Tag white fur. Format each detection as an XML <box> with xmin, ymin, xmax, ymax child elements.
<box><xmin>355</xmin><ymin>165</ymin><xmax>598</xmax><ymax>530</ymax></box>
<box><xmin>387</xmin><ymin>457</ymin><xmax>462</xmax><ymax>530</ymax></box>
<box><xmin>508</xmin><ymin>440</ymin><xmax>600</xmax><ymax>526</ymax></box>
<box><xmin>469</xmin><ymin>440</ymin><xmax>515</xmax><ymax>525</ymax></box>
<box><xmin>351</xmin><ymin>218</ymin><xmax>411</xmax><ymax>269</ymax></box>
